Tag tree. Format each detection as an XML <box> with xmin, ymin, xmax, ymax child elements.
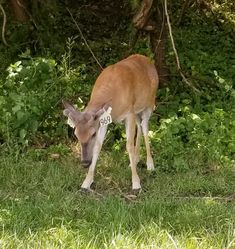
<box><xmin>10</xmin><ymin>0</ymin><xmax>29</xmax><ymax>21</ymax></box>
<box><xmin>133</xmin><ymin>0</ymin><xmax>169</xmax><ymax>86</ymax></box>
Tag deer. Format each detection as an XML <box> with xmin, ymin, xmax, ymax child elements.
<box><xmin>63</xmin><ymin>54</ymin><xmax>159</xmax><ymax>191</ymax></box>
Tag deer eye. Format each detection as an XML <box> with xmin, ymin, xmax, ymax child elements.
<box><xmin>92</xmin><ymin>132</ymin><xmax>96</xmax><ymax>138</ymax></box>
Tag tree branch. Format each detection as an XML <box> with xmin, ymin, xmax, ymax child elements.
<box><xmin>0</xmin><ymin>3</ymin><xmax>8</xmax><ymax>46</ymax></box>
<box><xmin>67</xmin><ymin>7</ymin><xmax>103</xmax><ymax>71</ymax></box>
<box><xmin>177</xmin><ymin>0</ymin><xmax>192</xmax><ymax>25</ymax></box>
<box><xmin>16</xmin><ymin>0</ymin><xmax>38</xmax><ymax>29</ymax></box>
<box><xmin>133</xmin><ymin>0</ymin><xmax>153</xmax><ymax>29</ymax></box>
<box><xmin>10</xmin><ymin>0</ymin><xmax>28</xmax><ymax>22</ymax></box>
<box><xmin>164</xmin><ymin>0</ymin><xmax>200</xmax><ymax>92</ymax></box>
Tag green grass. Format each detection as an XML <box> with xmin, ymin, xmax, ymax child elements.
<box><xmin>0</xmin><ymin>149</ymin><xmax>235</xmax><ymax>249</ymax></box>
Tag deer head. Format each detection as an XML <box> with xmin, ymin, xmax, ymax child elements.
<box><xmin>62</xmin><ymin>101</ymin><xmax>104</xmax><ymax>168</ymax></box>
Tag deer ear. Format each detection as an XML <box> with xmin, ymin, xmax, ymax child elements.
<box><xmin>62</xmin><ymin>100</ymin><xmax>76</xmax><ymax>112</ymax></box>
<box><xmin>93</xmin><ymin>104</ymin><xmax>111</xmax><ymax>120</ymax></box>
<box><xmin>62</xmin><ymin>100</ymin><xmax>76</xmax><ymax>118</ymax></box>
<box><xmin>62</xmin><ymin>100</ymin><xmax>81</xmax><ymax>127</ymax></box>
<box><xmin>94</xmin><ymin>109</ymin><xmax>104</xmax><ymax>120</ymax></box>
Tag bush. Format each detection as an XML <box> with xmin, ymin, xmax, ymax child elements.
<box><xmin>0</xmin><ymin>55</ymin><xmax>92</xmax><ymax>146</ymax></box>
<box><xmin>151</xmin><ymin>98</ymin><xmax>235</xmax><ymax>172</ymax></box>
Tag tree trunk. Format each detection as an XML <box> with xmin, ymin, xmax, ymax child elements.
<box><xmin>133</xmin><ymin>0</ymin><xmax>169</xmax><ymax>86</ymax></box>
<box><xmin>133</xmin><ymin>0</ymin><xmax>153</xmax><ymax>29</ymax></box>
<box><xmin>10</xmin><ymin>0</ymin><xmax>29</xmax><ymax>22</ymax></box>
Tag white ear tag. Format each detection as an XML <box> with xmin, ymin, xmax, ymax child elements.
<box><xmin>67</xmin><ymin>117</ymin><xmax>75</xmax><ymax>128</ymax></box>
<box><xmin>99</xmin><ymin>107</ymin><xmax>112</xmax><ymax>127</ymax></box>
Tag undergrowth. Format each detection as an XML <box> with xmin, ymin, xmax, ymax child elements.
<box><xmin>0</xmin><ymin>1</ymin><xmax>234</xmax><ymax>173</ymax></box>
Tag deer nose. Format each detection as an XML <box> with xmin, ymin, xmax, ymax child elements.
<box><xmin>81</xmin><ymin>160</ymin><xmax>91</xmax><ymax>168</ymax></box>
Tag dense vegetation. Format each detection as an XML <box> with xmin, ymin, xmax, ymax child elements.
<box><xmin>0</xmin><ymin>0</ymin><xmax>234</xmax><ymax>248</ymax></box>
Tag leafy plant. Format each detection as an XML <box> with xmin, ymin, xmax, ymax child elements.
<box><xmin>151</xmin><ymin>105</ymin><xmax>234</xmax><ymax>172</ymax></box>
<box><xmin>0</xmin><ymin>51</ymin><xmax>92</xmax><ymax>146</ymax></box>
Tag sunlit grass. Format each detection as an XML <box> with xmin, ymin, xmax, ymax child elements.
<box><xmin>0</xmin><ymin>219</ymin><xmax>234</xmax><ymax>248</ymax></box>
<box><xmin>0</xmin><ymin>151</ymin><xmax>235</xmax><ymax>248</ymax></box>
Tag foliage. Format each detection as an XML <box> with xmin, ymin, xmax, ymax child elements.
<box><xmin>0</xmin><ymin>46</ymin><xmax>93</xmax><ymax>146</ymax></box>
<box><xmin>0</xmin><ymin>57</ymin><xmax>56</xmax><ymax>144</ymax></box>
<box><xmin>0</xmin><ymin>0</ymin><xmax>234</xmax><ymax>173</ymax></box>
<box><xmin>151</xmin><ymin>97</ymin><xmax>235</xmax><ymax>172</ymax></box>
<box><xmin>209</xmin><ymin>0</ymin><xmax>235</xmax><ymax>37</ymax></box>
<box><xmin>144</xmin><ymin>0</ymin><xmax>235</xmax><ymax>172</ymax></box>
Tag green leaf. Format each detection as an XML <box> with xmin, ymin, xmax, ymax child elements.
<box><xmin>20</xmin><ymin>129</ymin><xmax>27</xmax><ymax>139</ymax></box>
<box><xmin>12</xmin><ymin>105</ymin><xmax>21</xmax><ymax>113</ymax></box>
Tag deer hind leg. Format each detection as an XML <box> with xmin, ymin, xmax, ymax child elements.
<box><xmin>141</xmin><ymin>108</ymin><xmax>154</xmax><ymax>171</ymax></box>
<box><xmin>81</xmin><ymin>126</ymin><xmax>107</xmax><ymax>190</ymax></box>
<box><xmin>126</xmin><ymin>113</ymin><xmax>141</xmax><ymax>190</ymax></box>
<box><xmin>135</xmin><ymin>115</ymin><xmax>142</xmax><ymax>165</ymax></box>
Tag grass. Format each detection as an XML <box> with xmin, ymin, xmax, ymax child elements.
<box><xmin>0</xmin><ymin>148</ymin><xmax>235</xmax><ymax>249</ymax></box>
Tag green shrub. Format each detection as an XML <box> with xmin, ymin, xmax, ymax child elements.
<box><xmin>0</xmin><ymin>55</ymin><xmax>92</xmax><ymax>146</ymax></box>
<box><xmin>151</xmin><ymin>103</ymin><xmax>234</xmax><ymax>172</ymax></box>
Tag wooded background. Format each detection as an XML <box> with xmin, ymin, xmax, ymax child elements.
<box><xmin>0</xmin><ymin>0</ymin><xmax>234</xmax><ymax>171</ymax></box>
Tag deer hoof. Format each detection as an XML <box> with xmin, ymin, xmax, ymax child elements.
<box><xmin>147</xmin><ymin>159</ymin><xmax>155</xmax><ymax>171</ymax></box>
<box><xmin>80</xmin><ymin>187</ymin><xmax>91</xmax><ymax>193</ymax></box>
<box><xmin>132</xmin><ymin>188</ymin><xmax>142</xmax><ymax>195</ymax></box>
<box><xmin>132</xmin><ymin>181</ymin><xmax>141</xmax><ymax>191</ymax></box>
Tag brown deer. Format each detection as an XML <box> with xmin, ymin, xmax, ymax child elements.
<box><xmin>63</xmin><ymin>54</ymin><xmax>159</xmax><ymax>190</ymax></box>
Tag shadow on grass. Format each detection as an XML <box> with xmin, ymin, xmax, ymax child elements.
<box><xmin>0</xmin><ymin>154</ymin><xmax>235</xmax><ymax>248</ymax></box>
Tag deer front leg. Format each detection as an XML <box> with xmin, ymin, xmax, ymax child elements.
<box><xmin>126</xmin><ymin>114</ymin><xmax>141</xmax><ymax>190</ymax></box>
<box><xmin>81</xmin><ymin>126</ymin><xmax>107</xmax><ymax>189</ymax></box>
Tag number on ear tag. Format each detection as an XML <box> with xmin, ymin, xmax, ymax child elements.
<box><xmin>99</xmin><ymin>107</ymin><xmax>112</xmax><ymax>127</ymax></box>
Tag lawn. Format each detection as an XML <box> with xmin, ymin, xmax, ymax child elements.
<box><xmin>0</xmin><ymin>148</ymin><xmax>235</xmax><ymax>249</ymax></box>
